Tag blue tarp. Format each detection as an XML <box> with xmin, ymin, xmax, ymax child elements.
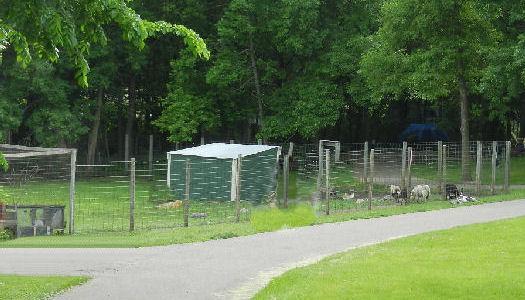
<box><xmin>399</xmin><ymin>124</ymin><xmax>448</xmax><ymax>142</ymax></box>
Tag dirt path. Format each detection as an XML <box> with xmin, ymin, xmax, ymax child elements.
<box><xmin>1</xmin><ymin>200</ymin><xmax>525</xmax><ymax>300</ymax></box>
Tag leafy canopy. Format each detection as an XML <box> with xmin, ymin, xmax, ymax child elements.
<box><xmin>0</xmin><ymin>0</ymin><xmax>210</xmax><ymax>87</ymax></box>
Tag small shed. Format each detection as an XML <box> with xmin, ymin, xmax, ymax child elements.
<box><xmin>167</xmin><ymin>143</ymin><xmax>280</xmax><ymax>202</ymax></box>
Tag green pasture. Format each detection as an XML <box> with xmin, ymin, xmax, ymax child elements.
<box><xmin>255</xmin><ymin>216</ymin><xmax>525</xmax><ymax>300</ymax></box>
<box><xmin>0</xmin><ymin>275</ymin><xmax>88</xmax><ymax>300</ymax></box>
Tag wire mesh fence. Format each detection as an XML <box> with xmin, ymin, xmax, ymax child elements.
<box><xmin>0</xmin><ymin>140</ymin><xmax>517</xmax><ymax>235</ymax></box>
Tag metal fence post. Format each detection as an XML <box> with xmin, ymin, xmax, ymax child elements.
<box><xmin>184</xmin><ymin>159</ymin><xmax>191</xmax><ymax>227</ymax></box>
<box><xmin>442</xmin><ymin>145</ymin><xmax>447</xmax><ymax>200</ymax></box>
<box><xmin>325</xmin><ymin>149</ymin><xmax>330</xmax><ymax>215</ymax></box>
<box><xmin>129</xmin><ymin>157</ymin><xmax>135</xmax><ymax>232</ymax></box>
<box><xmin>491</xmin><ymin>141</ymin><xmax>497</xmax><ymax>194</ymax></box>
<box><xmin>363</xmin><ymin>141</ymin><xmax>369</xmax><ymax>184</ymax></box>
<box><xmin>437</xmin><ymin>141</ymin><xmax>443</xmax><ymax>195</ymax></box>
<box><xmin>235</xmin><ymin>155</ymin><xmax>242</xmax><ymax>222</ymax></box>
<box><xmin>69</xmin><ymin>149</ymin><xmax>77</xmax><ymax>234</ymax></box>
<box><xmin>283</xmin><ymin>154</ymin><xmax>290</xmax><ymax>209</ymax></box>
<box><xmin>475</xmin><ymin>141</ymin><xmax>482</xmax><ymax>195</ymax></box>
<box><xmin>368</xmin><ymin>149</ymin><xmax>375</xmax><ymax>210</ymax></box>
<box><xmin>505</xmin><ymin>141</ymin><xmax>511</xmax><ymax>193</ymax></box>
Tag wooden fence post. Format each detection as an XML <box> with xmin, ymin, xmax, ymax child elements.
<box><xmin>235</xmin><ymin>155</ymin><xmax>242</xmax><ymax>222</ymax></box>
<box><xmin>401</xmin><ymin>142</ymin><xmax>407</xmax><ymax>192</ymax></box>
<box><xmin>407</xmin><ymin>147</ymin><xmax>413</xmax><ymax>190</ymax></box>
<box><xmin>288</xmin><ymin>142</ymin><xmax>294</xmax><ymax>157</ymax></box>
<box><xmin>129</xmin><ymin>157</ymin><xmax>135</xmax><ymax>232</ymax></box>
<box><xmin>283</xmin><ymin>154</ymin><xmax>290</xmax><ymax>209</ymax></box>
<box><xmin>230</xmin><ymin>139</ymin><xmax>235</xmax><ymax>144</ymax></box>
<box><xmin>184</xmin><ymin>159</ymin><xmax>190</xmax><ymax>227</ymax></box>
<box><xmin>505</xmin><ymin>141</ymin><xmax>511</xmax><ymax>193</ymax></box>
<box><xmin>317</xmin><ymin>140</ymin><xmax>324</xmax><ymax>196</ymax></box>
<box><xmin>148</xmin><ymin>134</ymin><xmax>154</xmax><ymax>175</ymax></box>
<box><xmin>69</xmin><ymin>149</ymin><xmax>77</xmax><ymax>234</ymax></box>
<box><xmin>363</xmin><ymin>141</ymin><xmax>369</xmax><ymax>184</ymax></box>
<box><xmin>442</xmin><ymin>145</ymin><xmax>447</xmax><ymax>200</ymax></box>
<box><xmin>475</xmin><ymin>141</ymin><xmax>482</xmax><ymax>195</ymax></box>
<box><xmin>491</xmin><ymin>141</ymin><xmax>497</xmax><ymax>194</ymax></box>
<box><xmin>437</xmin><ymin>141</ymin><xmax>443</xmax><ymax>195</ymax></box>
<box><xmin>325</xmin><ymin>149</ymin><xmax>330</xmax><ymax>215</ymax></box>
<box><xmin>258</xmin><ymin>139</ymin><xmax>262</xmax><ymax>145</ymax></box>
<box><xmin>368</xmin><ymin>149</ymin><xmax>375</xmax><ymax>211</ymax></box>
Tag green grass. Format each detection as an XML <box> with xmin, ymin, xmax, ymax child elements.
<box><xmin>250</xmin><ymin>204</ymin><xmax>316</xmax><ymax>232</ymax></box>
<box><xmin>255</xmin><ymin>217</ymin><xmax>525</xmax><ymax>300</ymax></box>
<box><xmin>412</xmin><ymin>156</ymin><xmax>525</xmax><ymax>185</ymax></box>
<box><xmin>0</xmin><ymin>275</ymin><xmax>88</xmax><ymax>300</ymax></box>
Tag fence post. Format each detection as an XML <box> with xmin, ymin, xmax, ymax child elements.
<box><xmin>149</xmin><ymin>134</ymin><xmax>154</xmax><ymax>175</ymax></box>
<box><xmin>68</xmin><ymin>149</ymin><xmax>77</xmax><ymax>234</ymax></box>
<box><xmin>407</xmin><ymin>147</ymin><xmax>413</xmax><ymax>190</ymax></box>
<box><xmin>363</xmin><ymin>141</ymin><xmax>369</xmax><ymax>184</ymax></box>
<box><xmin>368</xmin><ymin>149</ymin><xmax>375</xmax><ymax>210</ymax></box>
<box><xmin>475</xmin><ymin>141</ymin><xmax>482</xmax><ymax>195</ymax></box>
<box><xmin>401</xmin><ymin>142</ymin><xmax>407</xmax><ymax>192</ymax></box>
<box><xmin>129</xmin><ymin>157</ymin><xmax>135</xmax><ymax>232</ymax></box>
<box><xmin>334</xmin><ymin>142</ymin><xmax>341</xmax><ymax>162</ymax></box>
<box><xmin>437</xmin><ymin>141</ymin><xmax>443</xmax><ymax>195</ymax></box>
<box><xmin>505</xmin><ymin>141</ymin><xmax>511</xmax><ymax>193</ymax></box>
<box><xmin>184</xmin><ymin>159</ymin><xmax>190</xmax><ymax>227</ymax></box>
<box><xmin>325</xmin><ymin>149</ymin><xmax>330</xmax><ymax>215</ymax></box>
<box><xmin>230</xmin><ymin>139</ymin><xmax>235</xmax><ymax>144</ymax></box>
<box><xmin>288</xmin><ymin>142</ymin><xmax>294</xmax><ymax>157</ymax></box>
<box><xmin>200</xmin><ymin>136</ymin><xmax>205</xmax><ymax>146</ymax></box>
<box><xmin>491</xmin><ymin>141</ymin><xmax>497</xmax><ymax>194</ymax></box>
<box><xmin>317</xmin><ymin>140</ymin><xmax>324</xmax><ymax>196</ymax></box>
<box><xmin>175</xmin><ymin>142</ymin><xmax>180</xmax><ymax>150</ymax></box>
<box><xmin>258</xmin><ymin>139</ymin><xmax>262</xmax><ymax>145</ymax></box>
<box><xmin>235</xmin><ymin>155</ymin><xmax>242</xmax><ymax>222</ymax></box>
<box><xmin>124</xmin><ymin>134</ymin><xmax>129</xmax><ymax>171</ymax></box>
<box><xmin>442</xmin><ymin>145</ymin><xmax>447</xmax><ymax>200</ymax></box>
<box><xmin>283</xmin><ymin>154</ymin><xmax>290</xmax><ymax>209</ymax></box>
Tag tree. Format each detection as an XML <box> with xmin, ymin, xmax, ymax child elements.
<box><xmin>361</xmin><ymin>0</ymin><xmax>500</xmax><ymax>181</ymax></box>
<box><xmin>0</xmin><ymin>0</ymin><xmax>209</xmax><ymax>87</ymax></box>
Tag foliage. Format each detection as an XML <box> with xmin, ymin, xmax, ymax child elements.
<box><xmin>0</xmin><ymin>0</ymin><xmax>209</xmax><ymax>87</ymax></box>
<box><xmin>0</xmin><ymin>275</ymin><xmax>88</xmax><ymax>300</ymax></box>
<box><xmin>255</xmin><ymin>217</ymin><xmax>525</xmax><ymax>299</ymax></box>
<box><xmin>0</xmin><ymin>229</ymin><xmax>13</xmax><ymax>241</ymax></box>
<box><xmin>0</xmin><ymin>152</ymin><xmax>7</xmax><ymax>172</ymax></box>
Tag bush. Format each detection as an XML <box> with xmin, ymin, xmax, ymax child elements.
<box><xmin>0</xmin><ymin>229</ymin><xmax>13</xmax><ymax>241</ymax></box>
<box><xmin>250</xmin><ymin>204</ymin><xmax>316</xmax><ymax>232</ymax></box>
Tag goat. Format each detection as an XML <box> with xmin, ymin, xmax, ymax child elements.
<box><xmin>410</xmin><ymin>185</ymin><xmax>430</xmax><ymax>202</ymax></box>
<box><xmin>445</xmin><ymin>184</ymin><xmax>461</xmax><ymax>200</ymax></box>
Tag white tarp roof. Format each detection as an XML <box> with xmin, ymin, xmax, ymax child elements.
<box><xmin>168</xmin><ymin>143</ymin><xmax>279</xmax><ymax>159</ymax></box>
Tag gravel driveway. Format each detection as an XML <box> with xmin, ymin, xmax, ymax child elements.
<box><xmin>1</xmin><ymin>200</ymin><xmax>525</xmax><ymax>300</ymax></box>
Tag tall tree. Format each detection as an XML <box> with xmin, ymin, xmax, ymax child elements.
<box><xmin>361</xmin><ymin>0</ymin><xmax>500</xmax><ymax>181</ymax></box>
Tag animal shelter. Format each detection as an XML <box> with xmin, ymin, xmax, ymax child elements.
<box><xmin>167</xmin><ymin>143</ymin><xmax>280</xmax><ymax>202</ymax></box>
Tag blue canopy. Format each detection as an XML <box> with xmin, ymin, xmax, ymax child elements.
<box><xmin>399</xmin><ymin>124</ymin><xmax>448</xmax><ymax>142</ymax></box>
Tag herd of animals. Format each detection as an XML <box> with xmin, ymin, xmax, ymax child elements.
<box><xmin>340</xmin><ymin>183</ymin><xmax>476</xmax><ymax>205</ymax></box>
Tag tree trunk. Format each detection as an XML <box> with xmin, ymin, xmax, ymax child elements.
<box><xmin>87</xmin><ymin>90</ymin><xmax>104</xmax><ymax>166</ymax></box>
<box><xmin>125</xmin><ymin>77</ymin><xmax>136</xmax><ymax>156</ymax></box>
<box><xmin>249</xmin><ymin>34</ymin><xmax>264</xmax><ymax>131</ymax></box>
<box><xmin>459</xmin><ymin>78</ymin><xmax>471</xmax><ymax>182</ymax></box>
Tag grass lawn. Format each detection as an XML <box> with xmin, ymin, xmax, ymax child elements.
<box><xmin>255</xmin><ymin>217</ymin><xmax>525</xmax><ymax>300</ymax></box>
<box><xmin>0</xmin><ymin>275</ymin><xmax>88</xmax><ymax>300</ymax></box>
<box><xmin>2</xmin><ymin>190</ymin><xmax>524</xmax><ymax>248</ymax></box>
<box><xmin>412</xmin><ymin>155</ymin><xmax>525</xmax><ymax>185</ymax></box>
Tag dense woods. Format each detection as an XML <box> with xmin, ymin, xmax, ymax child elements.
<box><xmin>1</xmin><ymin>0</ymin><xmax>525</xmax><ymax>161</ymax></box>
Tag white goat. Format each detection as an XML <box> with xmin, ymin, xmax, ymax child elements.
<box><xmin>410</xmin><ymin>185</ymin><xmax>430</xmax><ymax>202</ymax></box>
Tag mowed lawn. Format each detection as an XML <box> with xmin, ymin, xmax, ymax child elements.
<box><xmin>0</xmin><ymin>275</ymin><xmax>88</xmax><ymax>300</ymax></box>
<box><xmin>255</xmin><ymin>217</ymin><xmax>525</xmax><ymax>300</ymax></box>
